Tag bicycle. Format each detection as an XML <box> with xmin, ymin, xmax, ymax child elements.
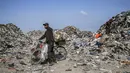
<box><xmin>31</xmin><ymin>40</ymin><xmax>67</xmax><ymax>65</ymax></box>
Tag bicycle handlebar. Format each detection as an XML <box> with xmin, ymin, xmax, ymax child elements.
<box><xmin>39</xmin><ymin>40</ymin><xmax>43</xmax><ymax>43</ymax></box>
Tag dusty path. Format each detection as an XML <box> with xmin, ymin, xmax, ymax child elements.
<box><xmin>48</xmin><ymin>59</ymin><xmax>84</xmax><ymax>73</ymax></box>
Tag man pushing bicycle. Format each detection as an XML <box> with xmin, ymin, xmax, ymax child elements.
<box><xmin>39</xmin><ymin>23</ymin><xmax>56</xmax><ymax>65</ymax></box>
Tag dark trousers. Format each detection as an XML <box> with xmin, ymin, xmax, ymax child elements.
<box><xmin>95</xmin><ymin>42</ymin><xmax>103</xmax><ymax>48</ymax></box>
<box><xmin>47</xmin><ymin>42</ymin><xmax>56</xmax><ymax>63</ymax></box>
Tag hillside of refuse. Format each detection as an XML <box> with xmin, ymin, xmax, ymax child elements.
<box><xmin>0</xmin><ymin>10</ymin><xmax>130</xmax><ymax>73</ymax></box>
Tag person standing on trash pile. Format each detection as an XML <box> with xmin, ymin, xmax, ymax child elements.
<box><xmin>39</xmin><ymin>23</ymin><xmax>56</xmax><ymax>65</ymax></box>
<box><xmin>90</xmin><ymin>32</ymin><xmax>102</xmax><ymax>47</ymax></box>
<box><xmin>95</xmin><ymin>32</ymin><xmax>102</xmax><ymax>39</ymax></box>
<box><xmin>95</xmin><ymin>32</ymin><xmax>103</xmax><ymax>48</ymax></box>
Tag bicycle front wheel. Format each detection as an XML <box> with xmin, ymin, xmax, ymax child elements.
<box><xmin>54</xmin><ymin>46</ymin><xmax>67</xmax><ymax>61</ymax></box>
<box><xmin>31</xmin><ymin>49</ymin><xmax>42</xmax><ymax>65</ymax></box>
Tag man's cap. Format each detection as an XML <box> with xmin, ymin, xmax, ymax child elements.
<box><xmin>43</xmin><ymin>23</ymin><xmax>49</xmax><ymax>26</ymax></box>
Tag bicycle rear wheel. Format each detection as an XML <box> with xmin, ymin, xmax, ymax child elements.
<box><xmin>54</xmin><ymin>46</ymin><xmax>67</xmax><ymax>61</ymax></box>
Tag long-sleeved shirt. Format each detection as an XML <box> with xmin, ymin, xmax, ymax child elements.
<box><xmin>39</xmin><ymin>27</ymin><xmax>54</xmax><ymax>44</ymax></box>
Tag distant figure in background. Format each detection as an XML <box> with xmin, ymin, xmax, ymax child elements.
<box><xmin>95</xmin><ymin>32</ymin><xmax>102</xmax><ymax>39</ymax></box>
<box><xmin>39</xmin><ymin>23</ymin><xmax>56</xmax><ymax>64</ymax></box>
<box><xmin>95</xmin><ymin>32</ymin><xmax>103</xmax><ymax>48</ymax></box>
<box><xmin>90</xmin><ymin>32</ymin><xmax>103</xmax><ymax>48</ymax></box>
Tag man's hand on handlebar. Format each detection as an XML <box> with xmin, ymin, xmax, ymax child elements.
<box><xmin>39</xmin><ymin>40</ymin><xmax>43</xmax><ymax>43</ymax></box>
<box><xmin>39</xmin><ymin>40</ymin><xmax>46</xmax><ymax>44</ymax></box>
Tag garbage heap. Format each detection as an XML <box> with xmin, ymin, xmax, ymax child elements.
<box><xmin>0</xmin><ymin>10</ymin><xmax>130</xmax><ymax>73</ymax></box>
<box><xmin>98</xmin><ymin>10</ymin><xmax>130</xmax><ymax>56</ymax></box>
<box><xmin>98</xmin><ymin>10</ymin><xmax>130</xmax><ymax>34</ymax></box>
<box><xmin>54</xmin><ymin>26</ymin><xmax>93</xmax><ymax>41</ymax></box>
<box><xmin>64</xmin><ymin>11</ymin><xmax>130</xmax><ymax>73</ymax></box>
<box><xmin>27</xmin><ymin>30</ymin><xmax>45</xmax><ymax>40</ymax></box>
<box><xmin>28</xmin><ymin>18</ymin><xmax>130</xmax><ymax>72</ymax></box>
<box><xmin>0</xmin><ymin>23</ymin><xmax>33</xmax><ymax>72</ymax></box>
<box><xmin>27</xmin><ymin>30</ymin><xmax>45</xmax><ymax>48</ymax></box>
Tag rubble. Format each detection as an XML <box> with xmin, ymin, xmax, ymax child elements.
<box><xmin>0</xmin><ymin>10</ymin><xmax>130</xmax><ymax>73</ymax></box>
<box><xmin>98</xmin><ymin>11</ymin><xmax>130</xmax><ymax>56</ymax></box>
<box><xmin>65</xmin><ymin>10</ymin><xmax>130</xmax><ymax>73</ymax></box>
<box><xmin>0</xmin><ymin>23</ymin><xmax>38</xmax><ymax>73</ymax></box>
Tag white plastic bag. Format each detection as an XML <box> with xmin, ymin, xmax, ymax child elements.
<box><xmin>41</xmin><ymin>44</ymin><xmax>48</xmax><ymax>61</ymax></box>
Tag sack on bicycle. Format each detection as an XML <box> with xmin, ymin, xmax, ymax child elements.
<box><xmin>31</xmin><ymin>41</ymin><xmax>49</xmax><ymax>63</ymax></box>
<box><xmin>41</xmin><ymin>44</ymin><xmax>48</xmax><ymax>62</ymax></box>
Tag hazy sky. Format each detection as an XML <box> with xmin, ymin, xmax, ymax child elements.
<box><xmin>0</xmin><ymin>0</ymin><xmax>130</xmax><ymax>32</ymax></box>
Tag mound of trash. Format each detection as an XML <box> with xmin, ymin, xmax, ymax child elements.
<box><xmin>54</xmin><ymin>26</ymin><xmax>93</xmax><ymax>42</ymax></box>
<box><xmin>0</xmin><ymin>23</ymin><xmax>32</xmax><ymax>72</ymax></box>
<box><xmin>27</xmin><ymin>30</ymin><xmax>44</xmax><ymax>40</ymax></box>
<box><xmin>98</xmin><ymin>10</ymin><xmax>130</xmax><ymax>34</ymax></box>
<box><xmin>26</xmin><ymin>18</ymin><xmax>130</xmax><ymax>72</ymax></box>
<box><xmin>0</xmin><ymin>10</ymin><xmax>130</xmax><ymax>73</ymax></box>
<box><xmin>98</xmin><ymin>11</ymin><xmax>130</xmax><ymax>55</ymax></box>
<box><xmin>63</xmin><ymin>26</ymin><xmax>81</xmax><ymax>36</ymax></box>
<box><xmin>62</xmin><ymin>11</ymin><xmax>130</xmax><ymax>73</ymax></box>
